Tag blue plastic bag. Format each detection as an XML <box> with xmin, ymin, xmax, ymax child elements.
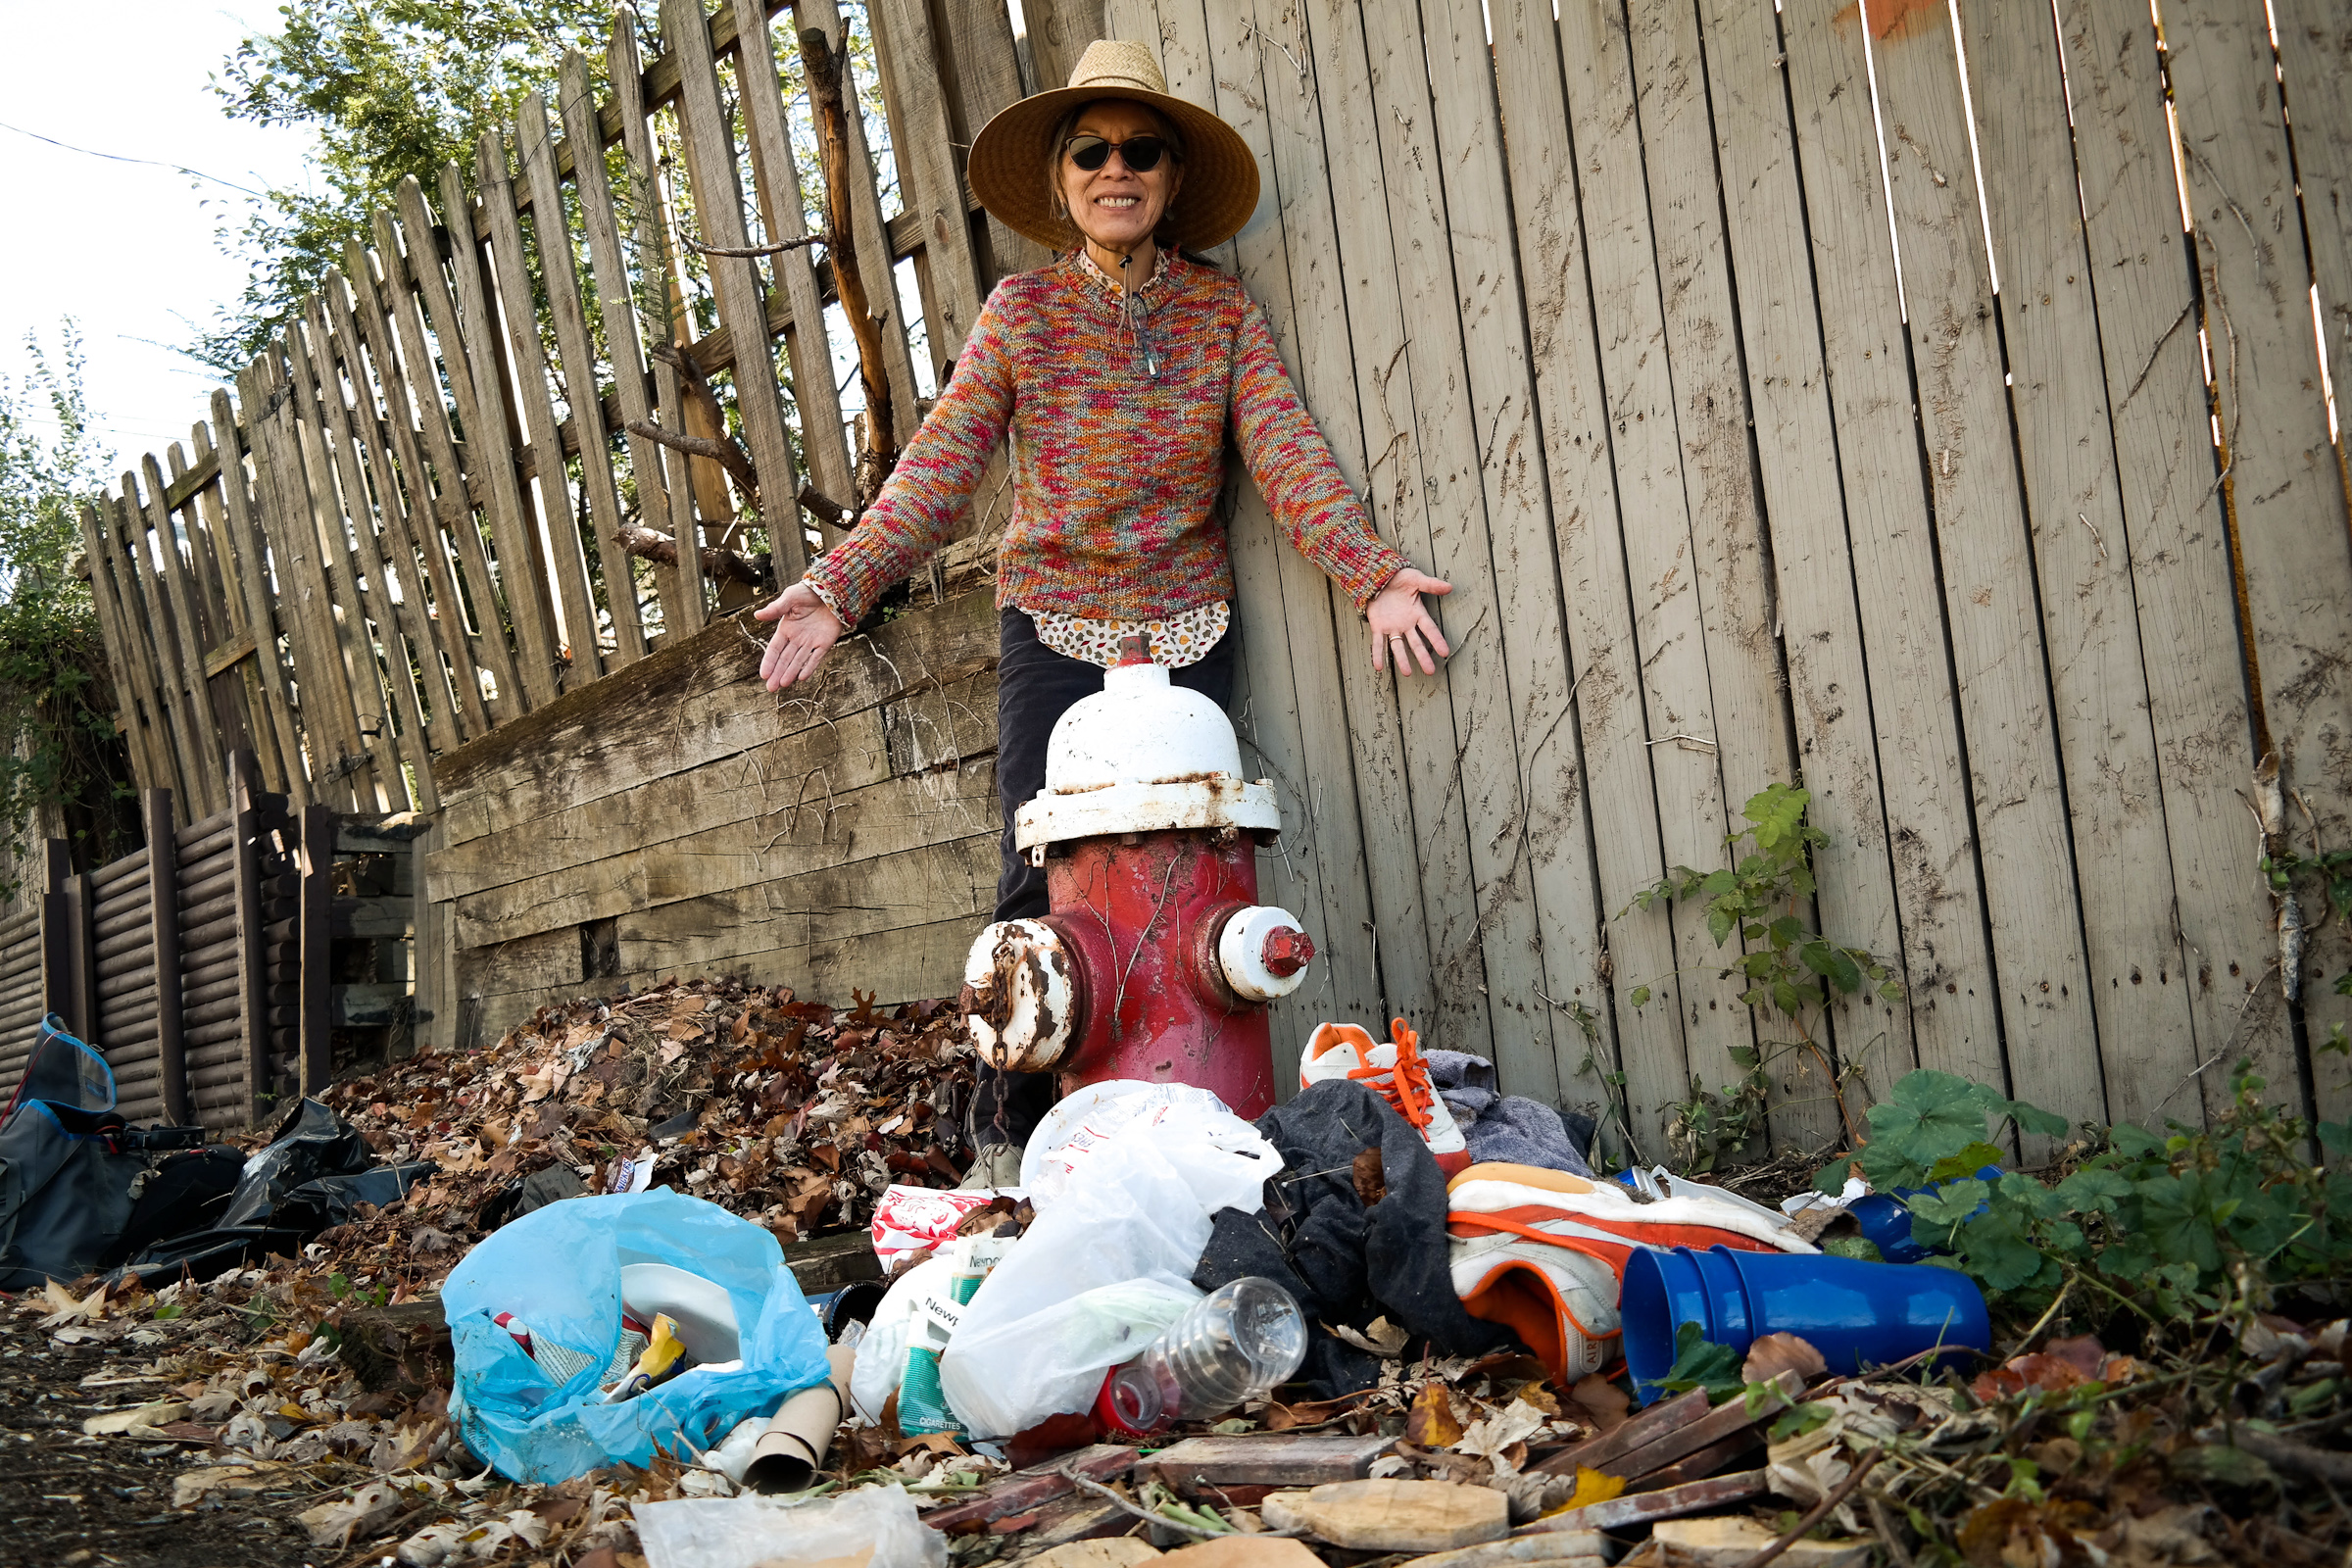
<box><xmin>443</xmin><ymin>1190</ymin><xmax>831</xmax><ymax>1483</ymax></box>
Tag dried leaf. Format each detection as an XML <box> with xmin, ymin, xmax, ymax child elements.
<box><xmin>1569</xmin><ymin>1373</ymin><xmax>1631</xmax><ymax>1435</ymax></box>
<box><xmin>1544</xmin><ymin>1466</ymin><xmax>1626</xmax><ymax>1516</ymax></box>
<box><xmin>1742</xmin><ymin>1332</ymin><xmax>1827</xmax><ymax>1387</ymax></box>
<box><xmin>1455</xmin><ymin>1397</ymin><xmax>1552</xmax><ymax>1468</ymax></box>
<box><xmin>1404</xmin><ymin>1380</ymin><xmax>1465</xmax><ymax>1447</ymax></box>
<box><xmin>38</xmin><ymin>1280</ymin><xmax>108</xmax><ymax>1328</ymax></box>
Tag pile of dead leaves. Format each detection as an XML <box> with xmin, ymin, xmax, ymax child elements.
<box><xmin>308</xmin><ymin>976</ymin><xmax>975</xmax><ymax>1296</ymax></box>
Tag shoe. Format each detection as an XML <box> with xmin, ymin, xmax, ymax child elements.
<box><xmin>962</xmin><ymin>1142</ymin><xmax>1023</xmax><ymax>1189</ymax></box>
<box><xmin>1445</xmin><ymin>1161</ymin><xmax>1817</xmax><ymax>1384</ymax></box>
<box><xmin>1300</xmin><ymin>1015</ymin><xmax>1471</xmax><ymax>1175</ymax></box>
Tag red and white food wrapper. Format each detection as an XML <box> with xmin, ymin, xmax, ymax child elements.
<box><xmin>870</xmin><ymin>1185</ymin><xmax>1024</xmax><ymax>1269</ymax></box>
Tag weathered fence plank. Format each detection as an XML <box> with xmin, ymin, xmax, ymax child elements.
<box><xmin>1870</xmin><ymin>0</ymin><xmax>2101</xmax><ymax>1142</ymax></box>
<box><xmin>204</xmin><ymin>388</ymin><xmax>313</xmax><ymax>800</ymax></box>
<box><xmin>1780</xmin><ymin>0</ymin><xmax>2006</xmax><ymax>1092</ymax></box>
<box><xmin>2167</xmin><ymin>0</ymin><xmax>2352</xmax><ymax>1116</ymax></box>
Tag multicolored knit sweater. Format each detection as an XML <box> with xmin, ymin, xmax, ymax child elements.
<box><xmin>802</xmin><ymin>253</ymin><xmax>1409</xmax><ymax>626</ymax></box>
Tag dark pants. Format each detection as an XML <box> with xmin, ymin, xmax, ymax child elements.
<box><xmin>966</xmin><ymin>608</ymin><xmax>1239</xmax><ymax>1152</ymax></box>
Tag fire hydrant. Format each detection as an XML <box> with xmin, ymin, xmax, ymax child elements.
<box><xmin>959</xmin><ymin>637</ymin><xmax>1316</xmax><ymax>1117</ymax></box>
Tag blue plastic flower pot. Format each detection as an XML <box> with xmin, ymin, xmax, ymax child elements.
<box><xmin>1708</xmin><ymin>1244</ymin><xmax>1989</xmax><ymax>1377</ymax></box>
<box><xmin>1848</xmin><ymin>1166</ymin><xmax>2002</xmax><ymax>1263</ymax></box>
<box><xmin>1619</xmin><ymin>1245</ymin><xmax>1991</xmax><ymax>1402</ymax></box>
<box><xmin>1619</xmin><ymin>1247</ymin><xmax>1714</xmax><ymax>1396</ymax></box>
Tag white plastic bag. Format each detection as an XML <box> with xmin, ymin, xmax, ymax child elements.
<box><xmin>1021</xmin><ymin>1079</ymin><xmax>1234</xmax><ymax>1199</ymax></box>
<box><xmin>940</xmin><ymin>1098</ymin><xmax>1276</xmax><ymax>1438</ymax></box>
<box><xmin>633</xmin><ymin>1484</ymin><xmax>943</xmax><ymax>1568</ymax></box>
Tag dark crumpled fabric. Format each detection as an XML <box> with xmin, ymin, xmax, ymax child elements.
<box><xmin>1424</xmin><ymin>1050</ymin><xmax>1596</xmax><ymax>1177</ymax></box>
<box><xmin>1192</xmin><ymin>1080</ymin><xmax>1515</xmax><ymax>1398</ymax></box>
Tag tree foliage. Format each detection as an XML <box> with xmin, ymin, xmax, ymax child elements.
<box><xmin>199</xmin><ymin>0</ymin><xmax>618</xmax><ymax>372</ymax></box>
<box><xmin>0</xmin><ymin>327</ymin><xmax>137</xmax><ymax>891</ymax></box>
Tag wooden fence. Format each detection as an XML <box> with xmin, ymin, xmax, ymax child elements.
<box><xmin>76</xmin><ymin>0</ymin><xmax>2352</xmax><ymax>1158</ymax></box>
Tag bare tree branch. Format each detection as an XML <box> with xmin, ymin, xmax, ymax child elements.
<box><xmin>796</xmin><ymin>482</ymin><xmax>851</xmax><ymax>528</ymax></box>
<box><xmin>798</xmin><ymin>24</ymin><xmax>898</xmax><ymax>505</ymax></box>
<box><xmin>623</xmin><ymin>418</ymin><xmax>760</xmax><ymax>512</ymax></box>
<box><xmin>612</xmin><ymin>524</ymin><xmax>765</xmax><ymax>588</ymax></box>
<box><xmin>688</xmin><ymin>233</ymin><xmax>832</xmax><ymax>260</ymax></box>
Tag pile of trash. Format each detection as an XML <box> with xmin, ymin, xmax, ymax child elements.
<box><xmin>11</xmin><ymin>992</ymin><xmax>2352</xmax><ymax>1566</ymax></box>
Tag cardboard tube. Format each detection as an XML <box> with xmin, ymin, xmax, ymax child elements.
<box><xmin>745</xmin><ymin>1343</ymin><xmax>857</xmax><ymax>1494</ymax></box>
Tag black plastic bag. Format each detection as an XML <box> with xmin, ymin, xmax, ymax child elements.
<box><xmin>220</xmin><ymin>1098</ymin><xmax>375</xmax><ymax>1228</ymax></box>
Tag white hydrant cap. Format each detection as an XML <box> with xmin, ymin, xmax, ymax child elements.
<box><xmin>1015</xmin><ymin>644</ymin><xmax>1281</xmax><ymax>850</ymax></box>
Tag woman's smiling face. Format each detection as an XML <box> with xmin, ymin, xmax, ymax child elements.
<box><xmin>1056</xmin><ymin>99</ymin><xmax>1183</xmax><ymax>257</ymax></box>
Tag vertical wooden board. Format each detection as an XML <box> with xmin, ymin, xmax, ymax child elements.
<box><xmin>116</xmin><ymin>484</ymin><xmax>208</xmax><ymax>823</ymax></box>
<box><xmin>255</xmin><ymin>342</ymin><xmax>377</xmax><ymax>810</ymax></box>
<box><xmin>604</xmin><ymin>19</ymin><xmax>710</xmax><ymax>633</ymax></box>
<box><xmin>370</xmin><ymin>206</ymin><xmax>530</xmax><ymax>723</ymax></box>
<box><xmin>2275</xmin><ymin>0</ymin><xmax>2349</xmax><ymax>482</ymax></box>
<box><xmin>517</xmin><ymin>92</ymin><xmax>651</xmax><ymax>664</ymax></box>
<box><xmin>1401</xmin><ymin>0</ymin><xmax>1606</xmax><ymax>1108</ymax></box>
<box><xmin>713</xmin><ymin>13</ymin><xmax>858</xmax><ymax>534</ymax></box>
<box><xmin>1778</xmin><ymin>0</ymin><xmax>2005</xmax><ymax>1091</ymax></box>
<box><xmin>1185</xmin><ymin>0</ymin><xmax>1387</xmax><ymax>1057</ymax></box>
<box><xmin>1867</xmin><ymin>0</ymin><xmax>2102</xmax><ymax>1132</ymax></box>
<box><xmin>304</xmin><ymin>289</ymin><xmax>440</xmax><ymax>810</ymax></box>
<box><xmin>1288</xmin><ymin>0</ymin><xmax>1494</xmax><ymax>1063</ymax></box>
<box><xmin>144</xmin><ymin>787</ymin><xmax>187</xmax><ymax>1124</ymax></box>
<box><xmin>2166</xmin><ymin>0</ymin><xmax>2352</xmax><ymax>1112</ymax></box>
<box><xmin>478</xmin><ymin>129</ymin><xmax>611</xmax><ymax>686</ymax></box>
<box><xmin>412</xmin><ymin>168</ymin><xmax>565</xmax><ymax>710</ymax></box>
<box><xmin>282</xmin><ymin>319</ymin><xmax>406</xmax><ymax>809</ymax></box>
<box><xmin>661</xmin><ymin>0</ymin><xmax>808</xmax><ymax>558</ymax></box>
<box><xmin>933</xmin><ymin>0</ymin><xmax>1056</xmax><ymax>277</ymax></box>
<box><xmin>75</xmin><ymin>503</ymin><xmax>169</xmax><ymax>802</ymax></box>
<box><xmin>204</xmin><ymin>393</ymin><xmax>313</xmax><ymax>799</ymax></box>
<box><xmin>235</xmin><ymin>358</ymin><xmax>340</xmax><ymax>806</ymax></box>
<box><xmin>561</xmin><ymin>50</ymin><xmax>675</xmax><ymax>635</ymax></box>
<box><xmin>868</xmin><ymin>0</ymin><xmax>988</xmax><ymax>355</ymax></box>
<box><xmin>1694</xmin><ymin>0</ymin><xmax>1915</xmax><ymax>1124</ymax></box>
<box><xmin>1621</xmin><ymin>0</ymin><xmax>1844</xmax><ymax>1149</ymax></box>
<box><xmin>1023</xmin><ymin>0</ymin><xmax>1104</xmax><ymax>93</ymax></box>
<box><xmin>797</xmin><ymin>0</ymin><xmax>928</xmax><ymax>452</ymax></box>
<box><xmin>137</xmin><ymin>459</ymin><xmax>230</xmax><ymax>816</ymax></box>
<box><xmin>2061</xmin><ymin>0</ymin><xmax>2278</xmax><ymax>1112</ymax></box>
<box><xmin>338</xmin><ymin>238</ymin><xmax>497</xmax><ymax>743</ymax></box>
<box><xmin>165</xmin><ymin>446</ymin><xmax>257</xmax><ymax>770</ymax></box>
<box><xmin>226</xmin><ymin>750</ymin><xmax>270</xmax><ymax>1121</ymax></box>
<box><xmin>1548</xmin><ymin>0</ymin><xmax>1763</xmax><ymax>1129</ymax></box>
<box><xmin>1962</xmin><ymin>0</ymin><xmax>2203</xmax><ymax>1128</ymax></box>
<box><xmin>297</xmin><ymin>804</ymin><xmax>334</xmax><ymax>1101</ymax></box>
<box><xmin>182</xmin><ymin>427</ymin><xmax>289</xmax><ymax>791</ymax></box>
<box><xmin>1484</xmin><ymin>0</ymin><xmax>1683</xmax><ymax>1154</ymax></box>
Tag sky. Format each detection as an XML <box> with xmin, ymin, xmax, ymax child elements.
<box><xmin>0</xmin><ymin>2</ymin><xmax>317</xmax><ymax>472</ymax></box>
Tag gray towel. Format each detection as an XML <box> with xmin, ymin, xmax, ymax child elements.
<box><xmin>1424</xmin><ymin>1050</ymin><xmax>1593</xmax><ymax>1178</ymax></box>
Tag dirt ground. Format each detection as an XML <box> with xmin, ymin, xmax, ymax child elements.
<box><xmin>0</xmin><ymin>1308</ymin><xmax>317</xmax><ymax>1568</ymax></box>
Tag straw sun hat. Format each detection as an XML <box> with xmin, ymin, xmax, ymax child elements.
<box><xmin>966</xmin><ymin>39</ymin><xmax>1260</xmax><ymax>253</ymax></box>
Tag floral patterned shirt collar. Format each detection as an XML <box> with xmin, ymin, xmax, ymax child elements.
<box><xmin>1073</xmin><ymin>246</ymin><xmax>1174</xmax><ymax>301</ymax></box>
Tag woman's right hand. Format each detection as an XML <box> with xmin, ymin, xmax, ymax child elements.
<box><xmin>755</xmin><ymin>581</ymin><xmax>845</xmax><ymax>692</ymax></box>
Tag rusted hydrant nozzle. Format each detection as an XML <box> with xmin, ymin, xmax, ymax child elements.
<box><xmin>961</xmin><ymin>636</ymin><xmax>1316</xmax><ymax>1115</ymax></box>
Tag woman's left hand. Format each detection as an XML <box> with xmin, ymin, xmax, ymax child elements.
<box><xmin>1368</xmin><ymin>567</ymin><xmax>1452</xmax><ymax>675</ymax></box>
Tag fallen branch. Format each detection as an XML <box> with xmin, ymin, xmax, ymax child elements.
<box><xmin>624</xmin><ymin>418</ymin><xmax>760</xmax><ymax>515</ymax></box>
<box><xmin>1732</xmin><ymin>1448</ymin><xmax>1882</xmax><ymax>1568</ymax></box>
<box><xmin>2205</xmin><ymin>1425</ymin><xmax>2352</xmax><ymax>1485</ymax></box>
<box><xmin>689</xmin><ymin>233</ymin><xmax>831</xmax><ymax>260</ymax></box>
<box><xmin>797</xmin><ymin>482</ymin><xmax>851</xmax><ymax>529</ymax></box>
<box><xmin>611</xmin><ymin>524</ymin><xmax>765</xmax><ymax>588</ymax></box>
<box><xmin>797</xmin><ymin>23</ymin><xmax>897</xmax><ymax>504</ymax></box>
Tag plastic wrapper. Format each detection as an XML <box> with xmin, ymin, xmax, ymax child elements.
<box><xmin>632</xmin><ymin>1484</ymin><xmax>945</xmax><ymax>1568</ymax></box>
<box><xmin>443</xmin><ymin>1190</ymin><xmax>831</xmax><ymax>1483</ymax></box>
<box><xmin>869</xmin><ymin>1184</ymin><xmax>1021</xmax><ymax>1269</ymax></box>
<box><xmin>939</xmin><ymin>1096</ymin><xmax>1275</xmax><ymax>1437</ymax></box>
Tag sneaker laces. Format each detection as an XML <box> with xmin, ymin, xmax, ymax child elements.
<box><xmin>1348</xmin><ymin>1015</ymin><xmax>1438</xmax><ymax>1134</ymax></box>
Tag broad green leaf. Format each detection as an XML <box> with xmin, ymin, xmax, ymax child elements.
<box><xmin>1656</xmin><ymin>1321</ymin><xmax>1747</xmax><ymax>1400</ymax></box>
<box><xmin>2051</xmin><ymin>1169</ymin><xmax>2132</xmax><ymax>1214</ymax></box>
<box><xmin>1707</xmin><ymin>906</ymin><xmax>1737</xmax><ymax>948</ymax></box>
<box><xmin>1630</xmin><ymin>985</ymin><xmax>1652</xmax><ymax>1008</ymax></box>
<box><xmin>1903</xmin><ymin>1178</ymin><xmax>1990</xmax><ymax>1230</ymax></box>
<box><xmin>1926</xmin><ymin>1142</ymin><xmax>2009</xmax><ymax>1183</ymax></box>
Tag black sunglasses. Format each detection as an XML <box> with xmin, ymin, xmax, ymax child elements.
<box><xmin>1063</xmin><ymin>133</ymin><xmax>1173</xmax><ymax>172</ymax></box>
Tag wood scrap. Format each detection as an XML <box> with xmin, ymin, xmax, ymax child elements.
<box><xmin>919</xmin><ymin>1443</ymin><xmax>1133</xmax><ymax>1534</ymax></box>
<box><xmin>1259</xmin><ymin>1479</ymin><xmax>1508</xmax><ymax>1550</ymax></box>
<box><xmin>1146</xmin><ymin>1432</ymin><xmax>1398</xmax><ymax>1486</ymax></box>
<box><xmin>1510</xmin><ymin>1470</ymin><xmax>1768</xmax><ymax>1536</ymax></box>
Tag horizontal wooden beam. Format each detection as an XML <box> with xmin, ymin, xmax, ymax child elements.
<box><xmin>202</xmin><ymin>632</ymin><xmax>258</xmax><ymax>680</ymax></box>
<box><xmin>164</xmin><ymin>448</ymin><xmax>224</xmax><ymax>512</ymax></box>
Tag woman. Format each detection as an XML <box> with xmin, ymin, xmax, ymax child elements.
<box><xmin>752</xmin><ymin>40</ymin><xmax>1452</xmax><ymax>1166</ymax></box>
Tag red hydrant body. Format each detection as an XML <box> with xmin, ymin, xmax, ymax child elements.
<box><xmin>962</xmin><ymin>643</ymin><xmax>1315</xmax><ymax>1117</ymax></box>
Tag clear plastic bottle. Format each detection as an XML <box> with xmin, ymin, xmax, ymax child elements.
<box><xmin>1102</xmin><ymin>1277</ymin><xmax>1308</xmax><ymax>1434</ymax></box>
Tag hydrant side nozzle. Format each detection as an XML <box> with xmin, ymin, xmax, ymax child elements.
<box><xmin>960</xmin><ymin>918</ymin><xmax>1082</xmax><ymax>1070</ymax></box>
<box><xmin>1216</xmin><ymin>905</ymin><xmax>1315</xmax><ymax>1003</ymax></box>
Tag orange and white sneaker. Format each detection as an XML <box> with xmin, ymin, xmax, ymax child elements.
<box><xmin>1300</xmin><ymin>1015</ymin><xmax>1472</xmax><ymax>1175</ymax></box>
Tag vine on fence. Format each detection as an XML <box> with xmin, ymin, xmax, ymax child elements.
<box><xmin>1622</xmin><ymin>783</ymin><xmax>1903</xmax><ymax>1170</ymax></box>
